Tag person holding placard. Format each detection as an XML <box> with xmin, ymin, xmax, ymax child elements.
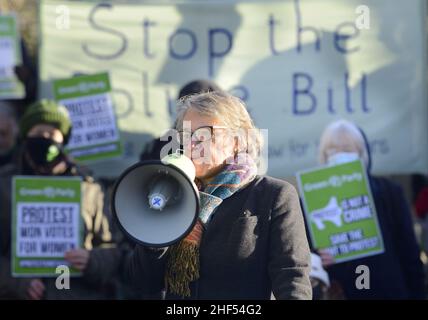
<box><xmin>311</xmin><ymin>119</ymin><xmax>425</xmax><ymax>299</ymax></box>
<box><xmin>0</xmin><ymin>100</ymin><xmax>124</xmax><ymax>299</ymax></box>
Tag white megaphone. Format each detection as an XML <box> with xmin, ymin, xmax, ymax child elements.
<box><xmin>111</xmin><ymin>153</ymin><xmax>200</xmax><ymax>247</ymax></box>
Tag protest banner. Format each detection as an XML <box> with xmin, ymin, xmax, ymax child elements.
<box><xmin>297</xmin><ymin>159</ymin><xmax>384</xmax><ymax>263</ymax></box>
<box><xmin>39</xmin><ymin>0</ymin><xmax>428</xmax><ymax>178</ymax></box>
<box><xmin>53</xmin><ymin>72</ymin><xmax>122</xmax><ymax>162</ymax></box>
<box><xmin>0</xmin><ymin>14</ymin><xmax>24</xmax><ymax>99</ymax></box>
<box><xmin>12</xmin><ymin>176</ymin><xmax>83</xmax><ymax>277</ymax></box>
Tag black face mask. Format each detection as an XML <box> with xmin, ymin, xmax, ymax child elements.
<box><xmin>24</xmin><ymin>137</ymin><xmax>65</xmax><ymax>168</ymax></box>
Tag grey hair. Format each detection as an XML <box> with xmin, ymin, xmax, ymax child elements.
<box><xmin>174</xmin><ymin>91</ymin><xmax>264</xmax><ymax>163</ymax></box>
<box><xmin>319</xmin><ymin>119</ymin><xmax>369</xmax><ymax>166</ymax></box>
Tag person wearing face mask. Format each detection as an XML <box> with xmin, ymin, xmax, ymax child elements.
<box><xmin>0</xmin><ymin>102</ymin><xmax>19</xmax><ymax>173</ymax></box>
<box><xmin>0</xmin><ymin>100</ymin><xmax>124</xmax><ymax>299</ymax></box>
<box><xmin>311</xmin><ymin>119</ymin><xmax>425</xmax><ymax>299</ymax></box>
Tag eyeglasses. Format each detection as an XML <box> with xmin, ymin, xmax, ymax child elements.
<box><xmin>177</xmin><ymin>125</ymin><xmax>228</xmax><ymax>146</ymax></box>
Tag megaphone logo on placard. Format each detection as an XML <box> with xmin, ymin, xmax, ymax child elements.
<box><xmin>111</xmin><ymin>153</ymin><xmax>200</xmax><ymax>247</ymax></box>
<box><xmin>310</xmin><ymin>197</ymin><xmax>343</xmax><ymax>230</ymax></box>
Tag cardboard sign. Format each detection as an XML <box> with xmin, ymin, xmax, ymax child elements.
<box><xmin>297</xmin><ymin>160</ymin><xmax>384</xmax><ymax>263</ymax></box>
<box><xmin>0</xmin><ymin>14</ymin><xmax>24</xmax><ymax>99</ymax></box>
<box><xmin>53</xmin><ymin>72</ymin><xmax>122</xmax><ymax>162</ymax></box>
<box><xmin>12</xmin><ymin>176</ymin><xmax>83</xmax><ymax>277</ymax></box>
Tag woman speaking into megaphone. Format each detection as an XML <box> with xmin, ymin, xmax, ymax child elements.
<box><xmin>122</xmin><ymin>91</ymin><xmax>312</xmax><ymax>300</ymax></box>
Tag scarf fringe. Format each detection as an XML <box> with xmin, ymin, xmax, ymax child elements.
<box><xmin>165</xmin><ymin>241</ymin><xmax>200</xmax><ymax>297</ymax></box>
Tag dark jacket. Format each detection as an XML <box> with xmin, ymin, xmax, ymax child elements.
<box><xmin>0</xmin><ymin>159</ymin><xmax>124</xmax><ymax>299</ymax></box>
<box><xmin>125</xmin><ymin>175</ymin><xmax>312</xmax><ymax>300</ymax></box>
<box><xmin>325</xmin><ymin>176</ymin><xmax>425</xmax><ymax>299</ymax></box>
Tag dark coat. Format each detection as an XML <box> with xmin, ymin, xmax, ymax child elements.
<box><xmin>325</xmin><ymin>176</ymin><xmax>425</xmax><ymax>299</ymax></box>
<box><xmin>125</xmin><ymin>175</ymin><xmax>312</xmax><ymax>300</ymax></box>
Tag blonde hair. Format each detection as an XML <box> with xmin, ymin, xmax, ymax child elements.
<box><xmin>174</xmin><ymin>91</ymin><xmax>263</xmax><ymax>163</ymax></box>
<box><xmin>319</xmin><ymin>119</ymin><xmax>368</xmax><ymax>165</ymax></box>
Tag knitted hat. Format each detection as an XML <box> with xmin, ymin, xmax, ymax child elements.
<box><xmin>20</xmin><ymin>99</ymin><xmax>72</xmax><ymax>145</ymax></box>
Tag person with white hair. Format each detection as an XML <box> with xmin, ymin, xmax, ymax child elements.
<box><xmin>125</xmin><ymin>91</ymin><xmax>312</xmax><ymax>299</ymax></box>
<box><xmin>0</xmin><ymin>102</ymin><xmax>19</xmax><ymax>171</ymax></box>
<box><xmin>314</xmin><ymin>119</ymin><xmax>425</xmax><ymax>299</ymax></box>
<box><xmin>318</xmin><ymin>119</ymin><xmax>370</xmax><ymax>169</ymax></box>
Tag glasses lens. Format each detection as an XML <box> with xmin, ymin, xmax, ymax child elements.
<box><xmin>193</xmin><ymin>127</ymin><xmax>212</xmax><ymax>145</ymax></box>
<box><xmin>178</xmin><ymin>127</ymin><xmax>215</xmax><ymax>146</ymax></box>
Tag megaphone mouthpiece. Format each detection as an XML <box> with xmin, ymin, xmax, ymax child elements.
<box><xmin>147</xmin><ymin>174</ymin><xmax>180</xmax><ymax>210</ymax></box>
<box><xmin>149</xmin><ymin>193</ymin><xmax>167</xmax><ymax>210</ymax></box>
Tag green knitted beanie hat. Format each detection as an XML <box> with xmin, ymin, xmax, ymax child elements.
<box><xmin>20</xmin><ymin>99</ymin><xmax>72</xmax><ymax>145</ymax></box>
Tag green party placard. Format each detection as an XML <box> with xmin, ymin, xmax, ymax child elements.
<box><xmin>53</xmin><ymin>72</ymin><xmax>122</xmax><ymax>162</ymax></box>
<box><xmin>0</xmin><ymin>14</ymin><xmax>24</xmax><ymax>99</ymax></box>
<box><xmin>297</xmin><ymin>160</ymin><xmax>384</xmax><ymax>263</ymax></box>
<box><xmin>12</xmin><ymin>176</ymin><xmax>83</xmax><ymax>277</ymax></box>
